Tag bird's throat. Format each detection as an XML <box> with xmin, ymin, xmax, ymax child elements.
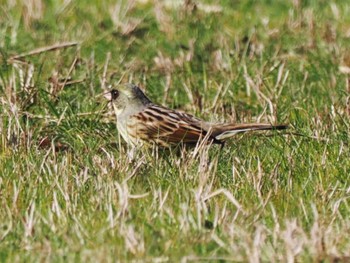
<box><xmin>112</xmin><ymin>104</ymin><xmax>124</xmax><ymax>116</ymax></box>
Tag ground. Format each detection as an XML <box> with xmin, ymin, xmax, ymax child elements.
<box><xmin>0</xmin><ymin>0</ymin><xmax>350</xmax><ymax>262</ymax></box>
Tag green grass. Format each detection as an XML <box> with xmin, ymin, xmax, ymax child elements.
<box><xmin>1</xmin><ymin>0</ymin><xmax>350</xmax><ymax>261</ymax></box>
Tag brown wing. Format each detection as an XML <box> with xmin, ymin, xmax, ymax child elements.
<box><xmin>126</xmin><ymin>104</ymin><xmax>212</xmax><ymax>146</ymax></box>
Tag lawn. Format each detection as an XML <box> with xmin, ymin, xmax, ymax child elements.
<box><xmin>1</xmin><ymin>0</ymin><xmax>350</xmax><ymax>261</ymax></box>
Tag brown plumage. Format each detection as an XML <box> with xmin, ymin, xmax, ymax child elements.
<box><xmin>105</xmin><ymin>84</ymin><xmax>288</xmax><ymax>147</ymax></box>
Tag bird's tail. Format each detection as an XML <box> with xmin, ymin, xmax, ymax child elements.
<box><xmin>212</xmin><ymin>123</ymin><xmax>288</xmax><ymax>141</ymax></box>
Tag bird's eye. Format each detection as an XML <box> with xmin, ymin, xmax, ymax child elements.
<box><xmin>111</xmin><ymin>89</ymin><xmax>119</xmax><ymax>100</ymax></box>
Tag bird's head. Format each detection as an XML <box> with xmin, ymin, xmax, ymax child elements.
<box><xmin>104</xmin><ymin>83</ymin><xmax>151</xmax><ymax>115</ymax></box>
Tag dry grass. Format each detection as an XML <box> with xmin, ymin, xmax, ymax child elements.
<box><xmin>1</xmin><ymin>0</ymin><xmax>350</xmax><ymax>262</ymax></box>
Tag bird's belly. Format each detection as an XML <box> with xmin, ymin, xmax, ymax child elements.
<box><xmin>117</xmin><ymin>122</ymin><xmax>135</xmax><ymax>146</ymax></box>
<box><xmin>117</xmin><ymin>120</ymin><xmax>145</xmax><ymax>146</ymax></box>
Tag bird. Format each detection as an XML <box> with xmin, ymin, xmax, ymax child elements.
<box><xmin>105</xmin><ymin>83</ymin><xmax>287</xmax><ymax>147</ymax></box>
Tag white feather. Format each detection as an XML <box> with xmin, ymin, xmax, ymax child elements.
<box><xmin>215</xmin><ymin>128</ymin><xmax>260</xmax><ymax>140</ymax></box>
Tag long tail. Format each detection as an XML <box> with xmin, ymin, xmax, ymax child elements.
<box><xmin>212</xmin><ymin>123</ymin><xmax>288</xmax><ymax>141</ymax></box>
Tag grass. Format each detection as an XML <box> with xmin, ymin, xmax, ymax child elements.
<box><xmin>1</xmin><ymin>0</ymin><xmax>350</xmax><ymax>261</ymax></box>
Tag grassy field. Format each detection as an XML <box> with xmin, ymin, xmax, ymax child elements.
<box><xmin>1</xmin><ymin>0</ymin><xmax>350</xmax><ymax>261</ymax></box>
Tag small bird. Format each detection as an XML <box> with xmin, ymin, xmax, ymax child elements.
<box><xmin>105</xmin><ymin>83</ymin><xmax>287</xmax><ymax>147</ymax></box>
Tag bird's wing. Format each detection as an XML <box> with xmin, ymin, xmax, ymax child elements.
<box><xmin>126</xmin><ymin>105</ymin><xmax>212</xmax><ymax>145</ymax></box>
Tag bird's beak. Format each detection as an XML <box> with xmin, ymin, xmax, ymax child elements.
<box><xmin>96</xmin><ymin>91</ymin><xmax>112</xmax><ymax>101</ymax></box>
